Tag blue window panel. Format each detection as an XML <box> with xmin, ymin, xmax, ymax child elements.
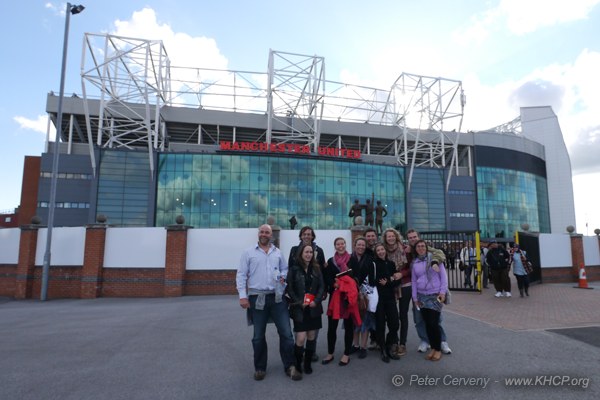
<box><xmin>155</xmin><ymin>154</ymin><xmax>407</xmax><ymax>229</ymax></box>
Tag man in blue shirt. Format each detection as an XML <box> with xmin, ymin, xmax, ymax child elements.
<box><xmin>237</xmin><ymin>224</ymin><xmax>302</xmax><ymax>381</ymax></box>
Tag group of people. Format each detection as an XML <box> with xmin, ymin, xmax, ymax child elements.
<box><xmin>447</xmin><ymin>239</ymin><xmax>533</xmax><ymax>297</ymax></box>
<box><xmin>236</xmin><ymin>224</ymin><xmax>452</xmax><ymax>381</ymax></box>
<box><xmin>486</xmin><ymin>240</ymin><xmax>533</xmax><ymax>298</ymax></box>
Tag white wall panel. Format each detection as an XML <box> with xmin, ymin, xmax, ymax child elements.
<box><xmin>538</xmin><ymin>233</ymin><xmax>572</xmax><ymax>268</ymax></box>
<box><xmin>186</xmin><ymin>228</ymin><xmax>352</xmax><ymax>270</ymax></box>
<box><xmin>104</xmin><ymin>227</ymin><xmax>166</xmax><ymax>268</ymax></box>
<box><xmin>187</xmin><ymin>228</ymin><xmax>255</xmax><ymax>270</ymax></box>
<box><xmin>35</xmin><ymin>227</ymin><xmax>86</xmax><ymax>266</ymax></box>
<box><xmin>0</xmin><ymin>228</ymin><xmax>20</xmax><ymax>264</ymax></box>
<box><xmin>583</xmin><ymin>236</ymin><xmax>600</xmax><ymax>266</ymax></box>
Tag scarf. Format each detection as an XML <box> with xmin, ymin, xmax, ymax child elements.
<box><xmin>417</xmin><ymin>254</ymin><xmax>428</xmax><ymax>261</ymax></box>
<box><xmin>334</xmin><ymin>251</ymin><xmax>350</xmax><ymax>272</ymax></box>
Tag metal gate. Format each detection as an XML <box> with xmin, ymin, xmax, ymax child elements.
<box><xmin>419</xmin><ymin>231</ymin><xmax>481</xmax><ymax>292</ymax></box>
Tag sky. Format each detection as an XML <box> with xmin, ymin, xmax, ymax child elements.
<box><xmin>1</xmin><ymin>0</ymin><xmax>599</xmax><ymax>234</ymax></box>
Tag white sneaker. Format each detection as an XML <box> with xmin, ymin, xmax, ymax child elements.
<box><xmin>494</xmin><ymin>292</ymin><xmax>503</xmax><ymax>298</ymax></box>
<box><xmin>417</xmin><ymin>341</ymin><xmax>430</xmax><ymax>353</ymax></box>
<box><xmin>441</xmin><ymin>341</ymin><xmax>452</xmax><ymax>354</ymax></box>
<box><xmin>505</xmin><ymin>292</ymin><xmax>512</xmax><ymax>298</ymax></box>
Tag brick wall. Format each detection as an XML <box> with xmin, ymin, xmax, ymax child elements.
<box><xmin>164</xmin><ymin>227</ymin><xmax>188</xmax><ymax>297</ymax></box>
<box><xmin>183</xmin><ymin>270</ymin><xmax>237</xmax><ymax>296</ymax></box>
<box><xmin>19</xmin><ymin>156</ymin><xmax>41</xmax><ymax>225</ymax></box>
<box><xmin>101</xmin><ymin>268</ymin><xmax>165</xmax><ymax>297</ymax></box>
<box><xmin>0</xmin><ymin>265</ymin><xmax>17</xmax><ymax>297</ymax></box>
<box><xmin>540</xmin><ymin>267</ymin><xmax>578</xmax><ymax>283</ymax></box>
<box><xmin>542</xmin><ymin>265</ymin><xmax>599</xmax><ymax>284</ymax></box>
<box><xmin>570</xmin><ymin>235</ymin><xmax>585</xmax><ymax>277</ymax></box>
<box><xmin>14</xmin><ymin>226</ymin><xmax>39</xmax><ymax>299</ymax></box>
<box><xmin>30</xmin><ymin>266</ymin><xmax>82</xmax><ymax>299</ymax></box>
<box><xmin>4</xmin><ymin>224</ymin><xmax>598</xmax><ymax>300</ymax></box>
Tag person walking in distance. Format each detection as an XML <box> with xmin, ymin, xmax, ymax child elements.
<box><xmin>236</xmin><ymin>224</ymin><xmax>302</xmax><ymax>381</ymax></box>
<box><xmin>486</xmin><ymin>240</ymin><xmax>512</xmax><ymax>298</ymax></box>
<box><xmin>509</xmin><ymin>244</ymin><xmax>531</xmax><ymax>297</ymax></box>
<box><xmin>460</xmin><ymin>240</ymin><xmax>476</xmax><ymax>289</ymax></box>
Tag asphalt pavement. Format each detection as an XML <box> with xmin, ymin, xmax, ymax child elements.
<box><xmin>1</xmin><ymin>281</ymin><xmax>599</xmax><ymax>400</ymax></box>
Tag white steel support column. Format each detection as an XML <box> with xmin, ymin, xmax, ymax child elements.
<box><xmin>266</xmin><ymin>50</ymin><xmax>274</xmax><ymax>144</ymax></box>
<box><xmin>67</xmin><ymin>114</ymin><xmax>74</xmax><ymax>154</ymax></box>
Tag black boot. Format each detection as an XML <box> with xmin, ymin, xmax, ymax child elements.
<box><xmin>380</xmin><ymin>348</ymin><xmax>390</xmax><ymax>363</ymax></box>
<box><xmin>294</xmin><ymin>345</ymin><xmax>304</xmax><ymax>374</ymax></box>
<box><xmin>387</xmin><ymin>345</ymin><xmax>400</xmax><ymax>360</ymax></box>
<box><xmin>304</xmin><ymin>340</ymin><xmax>316</xmax><ymax>374</ymax></box>
<box><xmin>525</xmin><ymin>287</ymin><xmax>529</xmax><ymax>296</ymax></box>
<box><xmin>519</xmin><ymin>288</ymin><xmax>524</xmax><ymax>297</ymax></box>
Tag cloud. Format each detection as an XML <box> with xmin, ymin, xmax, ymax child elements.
<box><xmin>514</xmin><ymin>49</ymin><xmax>600</xmax><ymax>173</ymax></box>
<box><xmin>45</xmin><ymin>2</ymin><xmax>60</xmax><ymax>15</ymax></box>
<box><xmin>508</xmin><ymin>80</ymin><xmax>565</xmax><ymax>112</ymax></box>
<box><xmin>13</xmin><ymin>115</ymin><xmax>55</xmax><ymax>139</ymax></box>
<box><xmin>568</xmin><ymin>125</ymin><xmax>600</xmax><ymax>173</ymax></box>
<box><xmin>454</xmin><ymin>0</ymin><xmax>600</xmax><ymax>45</ymax></box>
<box><xmin>452</xmin><ymin>9</ymin><xmax>500</xmax><ymax>46</ymax></box>
<box><xmin>112</xmin><ymin>8</ymin><xmax>228</xmax><ymax>70</ymax></box>
<box><xmin>500</xmin><ymin>0</ymin><xmax>600</xmax><ymax>35</ymax></box>
<box><xmin>461</xmin><ymin>75</ymin><xmax>520</xmax><ymax>131</ymax></box>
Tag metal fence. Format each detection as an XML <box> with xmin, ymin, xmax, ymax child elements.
<box><xmin>419</xmin><ymin>231</ymin><xmax>481</xmax><ymax>292</ymax></box>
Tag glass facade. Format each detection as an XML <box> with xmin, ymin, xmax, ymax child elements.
<box><xmin>156</xmin><ymin>154</ymin><xmax>406</xmax><ymax>229</ymax></box>
<box><xmin>476</xmin><ymin>166</ymin><xmax>550</xmax><ymax>238</ymax></box>
<box><xmin>96</xmin><ymin>151</ymin><xmax>152</xmax><ymax>226</ymax></box>
<box><xmin>408</xmin><ymin>168</ymin><xmax>446</xmax><ymax>231</ymax></box>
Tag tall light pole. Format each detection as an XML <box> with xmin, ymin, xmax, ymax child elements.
<box><xmin>41</xmin><ymin>3</ymin><xmax>85</xmax><ymax>301</ymax></box>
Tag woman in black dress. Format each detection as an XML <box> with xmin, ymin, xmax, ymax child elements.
<box><xmin>364</xmin><ymin>242</ymin><xmax>401</xmax><ymax>363</ymax></box>
<box><xmin>286</xmin><ymin>243</ymin><xmax>325</xmax><ymax>376</ymax></box>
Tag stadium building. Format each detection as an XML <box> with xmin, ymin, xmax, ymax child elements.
<box><xmin>26</xmin><ymin>33</ymin><xmax>575</xmax><ymax>238</ymax></box>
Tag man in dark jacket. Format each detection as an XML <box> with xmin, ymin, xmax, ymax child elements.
<box><xmin>288</xmin><ymin>226</ymin><xmax>326</xmax><ymax>271</ymax></box>
<box><xmin>486</xmin><ymin>240</ymin><xmax>511</xmax><ymax>298</ymax></box>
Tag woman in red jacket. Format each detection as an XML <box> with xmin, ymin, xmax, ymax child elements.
<box><xmin>322</xmin><ymin>237</ymin><xmax>359</xmax><ymax>366</ymax></box>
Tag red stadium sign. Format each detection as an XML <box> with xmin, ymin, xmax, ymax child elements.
<box><xmin>219</xmin><ymin>141</ymin><xmax>361</xmax><ymax>159</ymax></box>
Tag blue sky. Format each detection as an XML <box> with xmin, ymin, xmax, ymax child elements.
<box><xmin>1</xmin><ymin>0</ymin><xmax>599</xmax><ymax>232</ymax></box>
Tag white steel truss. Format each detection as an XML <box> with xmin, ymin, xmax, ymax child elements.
<box><xmin>80</xmin><ymin>33</ymin><xmax>171</xmax><ymax>174</ymax></box>
<box><xmin>483</xmin><ymin>115</ymin><xmax>521</xmax><ymax>135</ymax></box>
<box><xmin>382</xmin><ymin>73</ymin><xmax>466</xmax><ymax>189</ymax></box>
<box><xmin>266</xmin><ymin>50</ymin><xmax>325</xmax><ymax>151</ymax></box>
<box><xmin>75</xmin><ymin>33</ymin><xmax>468</xmax><ymax>188</ymax></box>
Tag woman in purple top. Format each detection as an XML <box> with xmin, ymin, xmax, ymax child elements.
<box><xmin>411</xmin><ymin>240</ymin><xmax>448</xmax><ymax>361</ymax></box>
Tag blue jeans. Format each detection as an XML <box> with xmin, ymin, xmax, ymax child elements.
<box><xmin>413</xmin><ymin>301</ymin><xmax>447</xmax><ymax>343</ymax></box>
<box><xmin>249</xmin><ymin>294</ymin><xmax>295</xmax><ymax>372</ymax></box>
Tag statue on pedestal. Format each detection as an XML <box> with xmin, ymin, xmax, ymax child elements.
<box><xmin>348</xmin><ymin>199</ymin><xmax>363</xmax><ymax>226</ymax></box>
<box><xmin>375</xmin><ymin>200</ymin><xmax>388</xmax><ymax>235</ymax></box>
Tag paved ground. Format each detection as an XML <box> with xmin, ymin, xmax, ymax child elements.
<box><xmin>1</xmin><ymin>280</ymin><xmax>599</xmax><ymax>400</ymax></box>
<box><xmin>449</xmin><ymin>280</ymin><xmax>600</xmax><ymax>331</ymax></box>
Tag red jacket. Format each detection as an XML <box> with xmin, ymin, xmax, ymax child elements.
<box><xmin>327</xmin><ymin>275</ymin><xmax>362</xmax><ymax>326</ymax></box>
